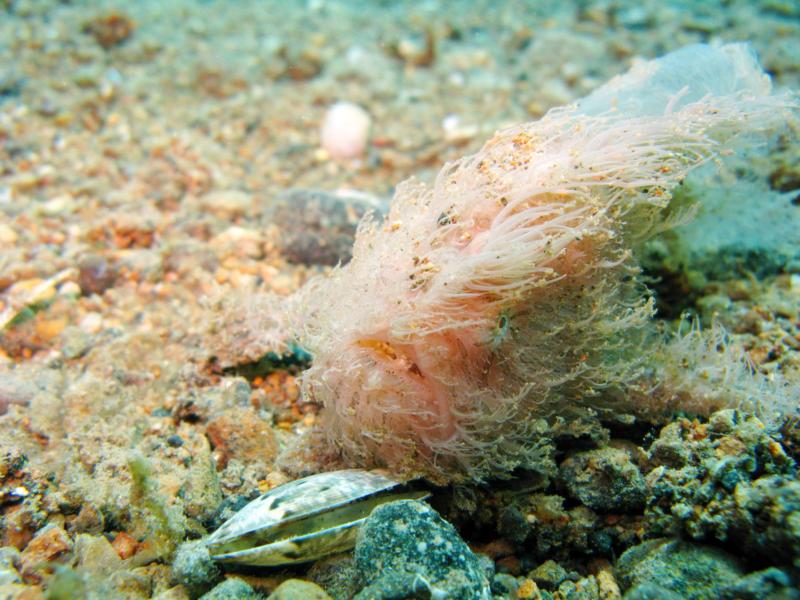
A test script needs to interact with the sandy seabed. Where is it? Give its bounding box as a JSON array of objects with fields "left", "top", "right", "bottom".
[{"left": 0, "top": 1, "right": 799, "bottom": 598}]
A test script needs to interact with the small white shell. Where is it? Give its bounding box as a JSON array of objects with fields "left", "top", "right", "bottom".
[{"left": 205, "top": 469, "right": 429, "bottom": 566}]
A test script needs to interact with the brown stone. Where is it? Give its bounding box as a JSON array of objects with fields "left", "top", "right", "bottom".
[
  {"left": 206, "top": 408, "right": 278, "bottom": 470},
  {"left": 82, "top": 13, "right": 135, "bottom": 50},
  {"left": 70, "top": 503, "right": 105, "bottom": 535},
  {"left": 111, "top": 531, "right": 140, "bottom": 560},
  {"left": 0, "top": 584, "right": 46, "bottom": 600},
  {"left": 1, "top": 505, "right": 37, "bottom": 551},
  {"left": 268, "top": 579, "right": 332, "bottom": 600},
  {"left": 19, "top": 525, "right": 72, "bottom": 582}
]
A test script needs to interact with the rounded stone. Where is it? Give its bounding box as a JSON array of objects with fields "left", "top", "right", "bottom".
[
  {"left": 264, "top": 188, "right": 383, "bottom": 266},
  {"left": 354, "top": 499, "right": 491, "bottom": 599},
  {"left": 200, "top": 578, "right": 259, "bottom": 600},
  {"left": 172, "top": 540, "right": 220, "bottom": 588},
  {"left": 320, "top": 102, "right": 371, "bottom": 160},
  {"left": 268, "top": 578, "right": 332, "bottom": 600}
]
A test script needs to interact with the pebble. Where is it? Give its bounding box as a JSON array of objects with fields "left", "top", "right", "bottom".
[
  {"left": 70, "top": 504, "right": 104, "bottom": 536},
  {"left": 205, "top": 407, "right": 279, "bottom": 471},
  {"left": 172, "top": 540, "right": 220, "bottom": 589},
  {"left": 0, "top": 224, "right": 17, "bottom": 245},
  {"left": 306, "top": 554, "right": 360, "bottom": 600},
  {"left": 166, "top": 434, "right": 185, "bottom": 448},
  {"left": 60, "top": 326, "right": 94, "bottom": 360},
  {"left": 354, "top": 499, "right": 492, "bottom": 599},
  {"left": 110, "top": 532, "right": 138, "bottom": 560},
  {"left": 528, "top": 560, "right": 572, "bottom": 590},
  {"left": 77, "top": 254, "right": 118, "bottom": 296},
  {"left": 79, "top": 312, "right": 104, "bottom": 334},
  {"left": 264, "top": 188, "right": 383, "bottom": 266},
  {"left": 73, "top": 534, "right": 122, "bottom": 577},
  {"left": 200, "top": 189, "right": 254, "bottom": 219},
  {"left": 0, "top": 546, "right": 22, "bottom": 585},
  {"left": 37, "top": 194, "right": 75, "bottom": 216},
  {"left": 268, "top": 579, "right": 332, "bottom": 600},
  {"left": 19, "top": 525, "right": 72, "bottom": 581},
  {"left": 200, "top": 577, "right": 259, "bottom": 600},
  {"left": 320, "top": 102, "right": 371, "bottom": 160}
]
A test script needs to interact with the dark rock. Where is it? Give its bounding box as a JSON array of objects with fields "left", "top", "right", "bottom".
[
  {"left": 490, "top": 573, "right": 520, "bottom": 598},
  {"left": 78, "top": 254, "right": 117, "bottom": 296},
  {"left": 0, "top": 71, "right": 23, "bottom": 101},
  {"left": 263, "top": 189, "right": 385, "bottom": 266},
  {"left": 616, "top": 539, "right": 744, "bottom": 600},
  {"left": 559, "top": 447, "right": 647, "bottom": 513},
  {"left": 719, "top": 567, "right": 799, "bottom": 600},
  {"left": 623, "top": 582, "right": 684, "bottom": 599},
  {"left": 496, "top": 492, "right": 619, "bottom": 562},
  {"left": 527, "top": 560, "right": 572, "bottom": 590},
  {"left": 307, "top": 554, "right": 360, "bottom": 600},
  {"left": 644, "top": 411, "right": 800, "bottom": 565},
  {"left": 166, "top": 434, "right": 184, "bottom": 448},
  {"left": 354, "top": 500, "right": 491, "bottom": 599},
  {"left": 496, "top": 504, "right": 530, "bottom": 545}
]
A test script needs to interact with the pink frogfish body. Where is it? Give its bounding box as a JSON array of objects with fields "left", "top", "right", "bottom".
[{"left": 288, "top": 44, "right": 795, "bottom": 483}]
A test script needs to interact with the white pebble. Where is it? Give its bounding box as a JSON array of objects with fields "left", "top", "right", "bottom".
[
  {"left": 0, "top": 223, "right": 17, "bottom": 245},
  {"left": 80, "top": 312, "right": 104, "bottom": 334},
  {"left": 320, "top": 101, "right": 371, "bottom": 160}
]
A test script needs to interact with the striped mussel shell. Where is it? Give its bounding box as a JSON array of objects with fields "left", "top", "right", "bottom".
[{"left": 205, "top": 469, "right": 430, "bottom": 567}]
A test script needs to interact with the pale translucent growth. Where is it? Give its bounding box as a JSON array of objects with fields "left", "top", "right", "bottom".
[
  {"left": 575, "top": 44, "right": 772, "bottom": 117},
  {"left": 290, "top": 44, "right": 796, "bottom": 482},
  {"left": 646, "top": 321, "right": 799, "bottom": 425}
]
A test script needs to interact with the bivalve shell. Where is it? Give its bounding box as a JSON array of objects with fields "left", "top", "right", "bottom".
[{"left": 205, "top": 469, "right": 429, "bottom": 566}]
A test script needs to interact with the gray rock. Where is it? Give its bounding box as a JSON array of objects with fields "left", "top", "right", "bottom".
[
  {"left": 264, "top": 189, "right": 385, "bottom": 266},
  {"left": 644, "top": 411, "right": 800, "bottom": 565},
  {"left": 490, "top": 573, "right": 520, "bottom": 599},
  {"left": 0, "top": 546, "right": 21, "bottom": 585},
  {"left": 172, "top": 540, "right": 220, "bottom": 589},
  {"left": 354, "top": 500, "right": 492, "bottom": 599},
  {"left": 527, "top": 560, "right": 571, "bottom": 590},
  {"left": 556, "top": 575, "right": 600, "bottom": 600},
  {"left": 641, "top": 170, "right": 800, "bottom": 282},
  {"left": 200, "top": 578, "right": 260, "bottom": 600},
  {"left": 356, "top": 571, "right": 445, "bottom": 600},
  {"left": 307, "top": 554, "right": 360, "bottom": 600},
  {"left": 719, "top": 567, "right": 800, "bottom": 600},
  {"left": 559, "top": 447, "right": 647, "bottom": 513},
  {"left": 616, "top": 539, "right": 744, "bottom": 600},
  {"left": 623, "top": 582, "right": 684, "bottom": 599}
]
